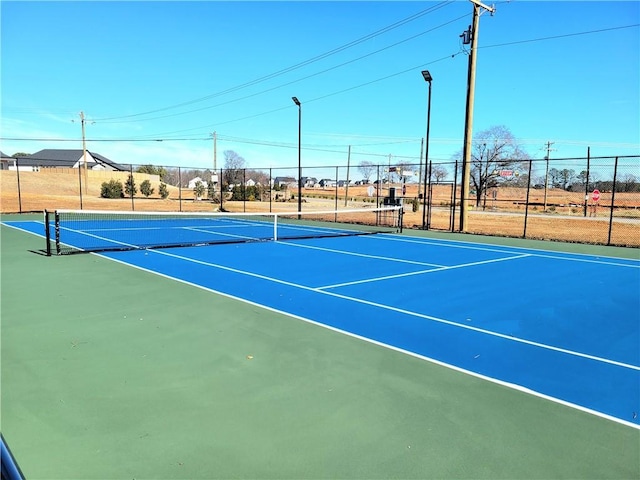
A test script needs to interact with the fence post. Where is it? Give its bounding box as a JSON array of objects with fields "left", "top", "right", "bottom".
[
  {"left": 219, "top": 168, "right": 223, "bottom": 211},
  {"left": 607, "top": 157, "right": 619, "bottom": 246},
  {"left": 523, "top": 160, "right": 533, "bottom": 238},
  {"left": 427, "top": 161, "right": 433, "bottom": 229},
  {"left": 451, "top": 160, "right": 459, "bottom": 232},
  {"left": 16, "top": 158, "right": 22, "bottom": 213},
  {"left": 269, "top": 168, "right": 272, "bottom": 212},
  {"left": 129, "top": 164, "right": 135, "bottom": 211},
  {"left": 178, "top": 167, "right": 182, "bottom": 212},
  {"left": 334, "top": 166, "right": 339, "bottom": 221},
  {"left": 583, "top": 147, "right": 591, "bottom": 217}
]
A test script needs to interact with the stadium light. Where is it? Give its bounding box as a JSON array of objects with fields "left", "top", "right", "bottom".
[
  {"left": 421, "top": 70, "right": 433, "bottom": 229},
  {"left": 292, "top": 97, "right": 302, "bottom": 217}
]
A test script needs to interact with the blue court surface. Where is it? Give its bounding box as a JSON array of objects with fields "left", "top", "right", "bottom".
[{"left": 6, "top": 218, "right": 640, "bottom": 429}]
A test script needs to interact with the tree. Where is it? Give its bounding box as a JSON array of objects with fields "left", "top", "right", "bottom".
[
  {"left": 548, "top": 168, "right": 563, "bottom": 188},
  {"left": 124, "top": 174, "right": 137, "bottom": 197},
  {"left": 159, "top": 182, "right": 170, "bottom": 199},
  {"left": 431, "top": 165, "right": 448, "bottom": 184},
  {"left": 207, "top": 180, "right": 217, "bottom": 201},
  {"left": 358, "top": 161, "right": 376, "bottom": 182},
  {"left": 136, "top": 164, "right": 167, "bottom": 181},
  {"left": 193, "top": 180, "right": 206, "bottom": 200},
  {"left": 619, "top": 173, "right": 639, "bottom": 193},
  {"left": 454, "top": 125, "right": 530, "bottom": 206},
  {"left": 12, "top": 152, "right": 29, "bottom": 157},
  {"left": 140, "top": 179, "right": 154, "bottom": 197},
  {"left": 557, "top": 169, "right": 576, "bottom": 191},
  {"left": 223, "top": 150, "right": 246, "bottom": 188}
]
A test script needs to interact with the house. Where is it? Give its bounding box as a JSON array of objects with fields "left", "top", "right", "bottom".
[
  {"left": 17, "top": 149, "right": 125, "bottom": 171},
  {"left": 0, "top": 151, "right": 15, "bottom": 170},
  {"left": 337, "top": 180, "right": 351, "bottom": 188},
  {"left": 188, "top": 177, "right": 208, "bottom": 189},
  {"left": 300, "top": 176, "right": 317, "bottom": 188},
  {"left": 272, "top": 176, "right": 297, "bottom": 188},
  {"left": 318, "top": 178, "right": 336, "bottom": 188}
]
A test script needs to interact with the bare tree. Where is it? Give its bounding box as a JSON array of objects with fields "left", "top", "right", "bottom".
[
  {"left": 223, "top": 150, "right": 246, "bottom": 187},
  {"left": 431, "top": 165, "right": 448, "bottom": 184},
  {"left": 454, "top": 125, "right": 530, "bottom": 206},
  {"left": 357, "top": 161, "right": 376, "bottom": 182}
]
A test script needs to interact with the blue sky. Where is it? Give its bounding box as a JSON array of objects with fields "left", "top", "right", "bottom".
[{"left": 1, "top": 1, "right": 638, "bottom": 177}]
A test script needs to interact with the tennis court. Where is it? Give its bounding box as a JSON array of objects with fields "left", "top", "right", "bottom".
[{"left": 2, "top": 210, "right": 639, "bottom": 479}]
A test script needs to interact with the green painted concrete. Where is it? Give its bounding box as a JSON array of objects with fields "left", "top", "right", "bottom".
[{"left": 1, "top": 218, "right": 638, "bottom": 479}]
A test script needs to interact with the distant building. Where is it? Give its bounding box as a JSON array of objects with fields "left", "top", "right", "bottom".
[
  {"left": 0, "top": 151, "right": 15, "bottom": 170},
  {"left": 188, "top": 177, "right": 208, "bottom": 189},
  {"left": 15, "top": 149, "right": 125, "bottom": 171}
]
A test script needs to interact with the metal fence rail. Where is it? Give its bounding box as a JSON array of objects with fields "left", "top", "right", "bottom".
[{"left": 1, "top": 155, "right": 638, "bottom": 247}]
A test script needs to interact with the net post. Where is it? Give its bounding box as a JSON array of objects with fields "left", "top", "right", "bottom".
[
  {"left": 398, "top": 206, "right": 404, "bottom": 233},
  {"left": 273, "top": 213, "right": 278, "bottom": 241},
  {"left": 44, "top": 210, "right": 52, "bottom": 256},
  {"left": 55, "top": 210, "right": 61, "bottom": 255}
]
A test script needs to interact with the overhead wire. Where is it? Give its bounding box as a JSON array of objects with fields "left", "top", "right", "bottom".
[
  {"left": 96, "top": 10, "right": 469, "bottom": 126},
  {"left": 91, "top": 1, "right": 455, "bottom": 122}
]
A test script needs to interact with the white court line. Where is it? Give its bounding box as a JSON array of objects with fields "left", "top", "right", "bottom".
[
  {"left": 374, "top": 234, "right": 640, "bottom": 268},
  {"left": 278, "top": 240, "right": 443, "bottom": 267},
  {"left": 317, "top": 253, "right": 531, "bottom": 289},
  {"left": 145, "top": 247, "right": 639, "bottom": 372}
]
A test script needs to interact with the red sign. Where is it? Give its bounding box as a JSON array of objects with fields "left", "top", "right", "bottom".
[{"left": 592, "top": 189, "right": 600, "bottom": 202}]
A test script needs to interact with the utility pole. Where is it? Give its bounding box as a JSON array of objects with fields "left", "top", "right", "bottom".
[
  {"left": 345, "top": 145, "right": 351, "bottom": 207},
  {"left": 211, "top": 131, "right": 218, "bottom": 193},
  {"left": 211, "top": 131, "right": 217, "bottom": 171},
  {"left": 543, "top": 141, "right": 555, "bottom": 211},
  {"left": 459, "top": 0, "right": 495, "bottom": 232},
  {"left": 79, "top": 111, "right": 89, "bottom": 194}
]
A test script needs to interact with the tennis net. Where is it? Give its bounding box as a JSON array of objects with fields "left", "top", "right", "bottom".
[{"left": 44, "top": 206, "right": 403, "bottom": 255}]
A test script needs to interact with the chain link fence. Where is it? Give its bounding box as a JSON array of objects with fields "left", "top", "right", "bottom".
[{"left": 1, "top": 155, "right": 638, "bottom": 247}]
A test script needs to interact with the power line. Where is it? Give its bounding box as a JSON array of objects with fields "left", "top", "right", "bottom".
[
  {"left": 92, "top": 1, "right": 455, "bottom": 122},
  {"left": 480, "top": 23, "right": 639, "bottom": 50},
  {"left": 95, "top": 21, "right": 637, "bottom": 138},
  {"left": 95, "top": 9, "right": 467, "bottom": 126}
]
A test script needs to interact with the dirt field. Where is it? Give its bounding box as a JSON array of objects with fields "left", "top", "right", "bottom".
[{"left": 1, "top": 169, "right": 638, "bottom": 247}]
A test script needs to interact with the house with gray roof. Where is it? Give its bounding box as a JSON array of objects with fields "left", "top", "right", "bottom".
[
  {"left": 0, "top": 151, "right": 16, "bottom": 170},
  {"left": 17, "top": 149, "right": 125, "bottom": 171}
]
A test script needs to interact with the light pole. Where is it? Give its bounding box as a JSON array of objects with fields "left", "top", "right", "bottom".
[
  {"left": 292, "top": 96, "right": 302, "bottom": 217},
  {"left": 421, "top": 70, "right": 432, "bottom": 229}
]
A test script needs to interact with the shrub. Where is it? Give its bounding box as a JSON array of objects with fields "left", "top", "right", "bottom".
[
  {"left": 159, "top": 182, "right": 169, "bottom": 199},
  {"left": 100, "top": 179, "right": 124, "bottom": 199},
  {"left": 140, "top": 179, "right": 154, "bottom": 198},
  {"left": 124, "top": 174, "right": 137, "bottom": 197}
]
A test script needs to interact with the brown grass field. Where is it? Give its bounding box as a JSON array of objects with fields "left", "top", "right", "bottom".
[{"left": 1, "top": 169, "right": 638, "bottom": 247}]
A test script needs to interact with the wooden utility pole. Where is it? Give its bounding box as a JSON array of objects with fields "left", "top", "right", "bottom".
[
  {"left": 212, "top": 131, "right": 217, "bottom": 171},
  {"left": 459, "top": 0, "right": 495, "bottom": 232},
  {"left": 345, "top": 145, "right": 351, "bottom": 207},
  {"left": 79, "top": 111, "right": 89, "bottom": 194},
  {"left": 543, "top": 141, "right": 555, "bottom": 211}
]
